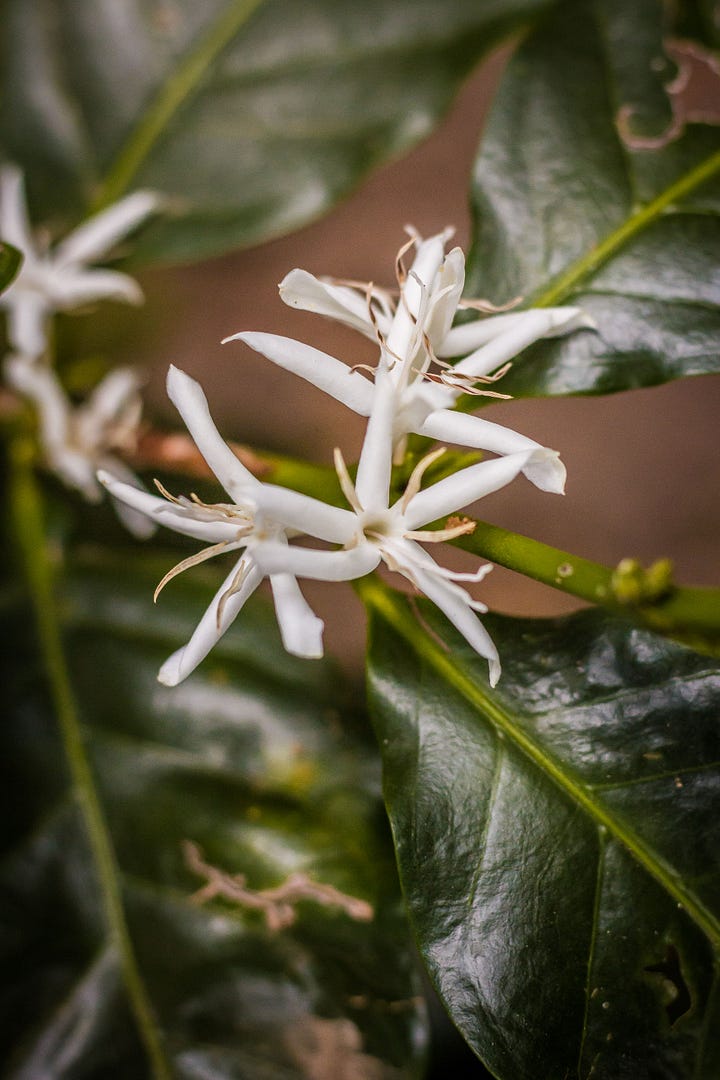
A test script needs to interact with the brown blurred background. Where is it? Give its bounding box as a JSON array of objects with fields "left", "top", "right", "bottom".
[{"left": 125, "top": 49, "right": 719, "bottom": 667}]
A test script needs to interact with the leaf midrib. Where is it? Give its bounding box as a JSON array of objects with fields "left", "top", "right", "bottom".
[
  {"left": 533, "top": 144, "right": 720, "bottom": 308},
  {"left": 363, "top": 580, "right": 720, "bottom": 948},
  {"left": 91, "top": 0, "right": 269, "bottom": 209}
]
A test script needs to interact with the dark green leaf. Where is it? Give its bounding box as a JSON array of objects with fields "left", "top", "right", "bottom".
[
  {"left": 0, "top": 0, "right": 555, "bottom": 266},
  {"left": 466, "top": 0, "right": 720, "bottom": 397},
  {"left": 0, "top": 241, "right": 21, "bottom": 293},
  {"left": 364, "top": 581, "right": 720, "bottom": 1079},
  {"left": 1, "top": 550, "right": 425, "bottom": 1077}
]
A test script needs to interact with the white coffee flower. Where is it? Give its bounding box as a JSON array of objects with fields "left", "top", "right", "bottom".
[
  {"left": 226, "top": 228, "right": 593, "bottom": 494},
  {"left": 5, "top": 354, "right": 155, "bottom": 537},
  {"left": 98, "top": 365, "right": 360, "bottom": 685},
  {"left": 0, "top": 165, "right": 158, "bottom": 357},
  {"left": 250, "top": 359, "right": 549, "bottom": 687}
]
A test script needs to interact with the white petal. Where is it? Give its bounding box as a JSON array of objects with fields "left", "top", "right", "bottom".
[
  {"left": 97, "top": 470, "right": 244, "bottom": 543},
  {"left": 3, "top": 292, "right": 51, "bottom": 357},
  {"left": 417, "top": 410, "right": 566, "bottom": 494},
  {"left": 404, "top": 450, "right": 537, "bottom": 529},
  {"left": 270, "top": 573, "right": 324, "bottom": 658},
  {"left": 166, "top": 365, "right": 260, "bottom": 500},
  {"left": 49, "top": 267, "right": 143, "bottom": 308},
  {"left": 97, "top": 457, "right": 157, "bottom": 539},
  {"left": 253, "top": 540, "right": 380, "bottom": 581},
  {"left": 425, "top": 246, "right": 465, "bottom": 346},
  {"left": 402, "top": 230, "right": 449, "bottom": 317},
  {"left": 158, "top": 558, "right": 263, "bottom": 686},
  {"left": 278, "top": 269, "right": 382, "bottom": 338},
  {"left": 256, "top": 484, "right": 356, "bottom": 544},
  {"left": 54, "top": 191, "right": 159, "bottom": 268},
  {"left": 439, "top": 311, "right": 542, "bottom": 357},
  {"left": 354, "top": 364, "right": 396, "bottom": 513},
  {"left": 5, "top": 355, "right": 70, "bottom": 449},
  {"left": 0, "top": 165, "right": 36, "bottom": 255},
  {"left": 76, "top": 367, "right": 142, "bottom": 447},
  {"left": 408, "top": 555, "right": 501, "bottom": 685},
  {"left": 227, "top": 332, "right": 374, "bottom": 415},
  {"left": 52, "top": 446, "right": 101, "bottom": 501},
  {"left": 451, "top": 308, "right": 590, "bottom": 379}
]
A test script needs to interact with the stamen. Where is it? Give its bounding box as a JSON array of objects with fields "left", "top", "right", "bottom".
[
  {"left": 394, "top": 234, "right": 417, "bottom": 290},
  {"left": 404, "top": 519, "right": 476, "bottom": 543},
  {"left": 154, "top": 478, "right": 182, "bottom": 504},
  {"left": 399, "top": 447, "right": 446, "bottom": 512},
  {"left": 216, "top": 558, "right": 251, "bottom": 629},
  {"left": 459, "top": 294, "right": 523, "bottom": 313},
  {"left": 348, "top": 363, "right": 377, "bottom": 378},
  {"left": 154, "top": 540, "right": 231, "bottom": 602},
  {"left": 333, "top": 447, "right": 363, "bottom": 513}
]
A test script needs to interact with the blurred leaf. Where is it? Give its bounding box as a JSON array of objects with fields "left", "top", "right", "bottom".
[
  {"left": 364, "top": 581, "right": 720, "bottom": 1079},
  {"left": 0, "top": 242, "right": 21, "bottom": 293},
  {"left": 0, "top": 0, "right": 555, "bottom": 266},
  {"left": 1, "top": 549, "right": 426, "bottom": 1077},
  {"left": 466, "top": 0, "right": 720, "bottom": 396}
]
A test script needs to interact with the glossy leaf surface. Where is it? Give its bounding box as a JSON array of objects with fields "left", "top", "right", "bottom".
[
  {"left": 0, "top": 0, "right": 553, "bottom": 264},
  {"left": 1, "top": 549, "right": 425, "bottom": 1077},
  {"left": 466, "top": 0, "right": 720, "bottom": 396},
  {"left": 364, "top": 580, "right": 720, "bottom": 1079}
]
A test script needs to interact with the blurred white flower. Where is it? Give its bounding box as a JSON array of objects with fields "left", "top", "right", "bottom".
[
  {"left": 5, "top": 354, "right": 154, "bottom": 538},
  {"left": 227, "top": 227, "right": 593, "bottom": 494},
  {"left": 0, "top": 165, "right": 158, "bottom": 357}
]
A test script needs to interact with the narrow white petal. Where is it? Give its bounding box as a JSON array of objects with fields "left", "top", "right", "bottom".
[
  {"left": 409, "top": 556, "right": 501, "bottom": 685},
  {"left": 54, "top": 191, "right": 159, "bottom": 267},
  {"left": 5, "top": 355, "right": 70, "bottom": 449},
  {"left": 256, "top": 484, "right": 356, "bottom": 544},
  {"left": 425, "top": 246, "right": 465, "bottom": 345},
  {"left": 158, "top": 558, "right": 263, "bottom": 686},
  {"left": 227, "top": 332, "right": 374, "bottom": 415},
  {"left": 49, "top": 267, "right": 143, "bottom": 308},
  {"left": 76, "top": 367, "right": 142, "bottom": 448},
  {"left": 52, "top": 447, "right": 100, "bottom": 501},
  {"left": 97, "top": 457, "right": 157, "bottom": 539},
  {"left": 417, "top": 410, "right": 566, "bottom": 494},
  {"left": 451, "top": 308, "right": 589, "bottom": 380},
  {"left": 270, "top": 573, "right": 324, "bottom": 658},
  {"left": 0, "top": 165, "right": 36, "bottom": 255},
  {"left": 278, "top": 269, "right": 382, "bottom": 337},
  {"left": 404, "top": 450, "right": 537, "bottom": 529},
  {"left": 402, "top": 230, "right": 448, "bottom": 317},
  {"left": 354, "top": 364, "right": 396, "bottom": 513},
  {"left": 166, "top": 365, "right": 259, "bottom": 500},
  {"left": 253, "top": 540, "right": 380, "bottom": 581},
  {"left": 439, "top": 311, "right": 542, "bottom": 357},
  {"left": 3, "top": 292, "right": 51, "bottom": 357},
  {"left": 97, "top": 470, "right": 243, "bottom": 543}
]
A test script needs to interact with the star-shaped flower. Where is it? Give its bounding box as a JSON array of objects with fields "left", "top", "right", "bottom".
[
  {"left": 5, "top": 353, "right": 155, "bottom": 537},
  {"left": 0, "top": 165, "right": 158, "bottom": 357},
  {"left": 98, "top": 365, "right": 359, "bottom": 685},
  {"left": 249, "top": 357, "right": 548, "bottom": 687},
  {"left": 226, "top": 228, "right": 593, "bottom": 494}
]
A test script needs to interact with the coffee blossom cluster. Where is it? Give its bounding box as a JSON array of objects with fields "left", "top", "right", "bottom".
[{"left": 1, "top": 172, "right": 591, "bottom": 686}]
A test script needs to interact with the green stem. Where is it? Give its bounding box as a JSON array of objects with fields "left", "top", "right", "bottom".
[
  {"left": 8, "top": 440, "right": 172, "bottom": 1080},
  {"left": 91, "top": 0, "right": 268, "bottom": 209},
  {"left": 455, "top": 519, "right": 720, "bottom": 653}
]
